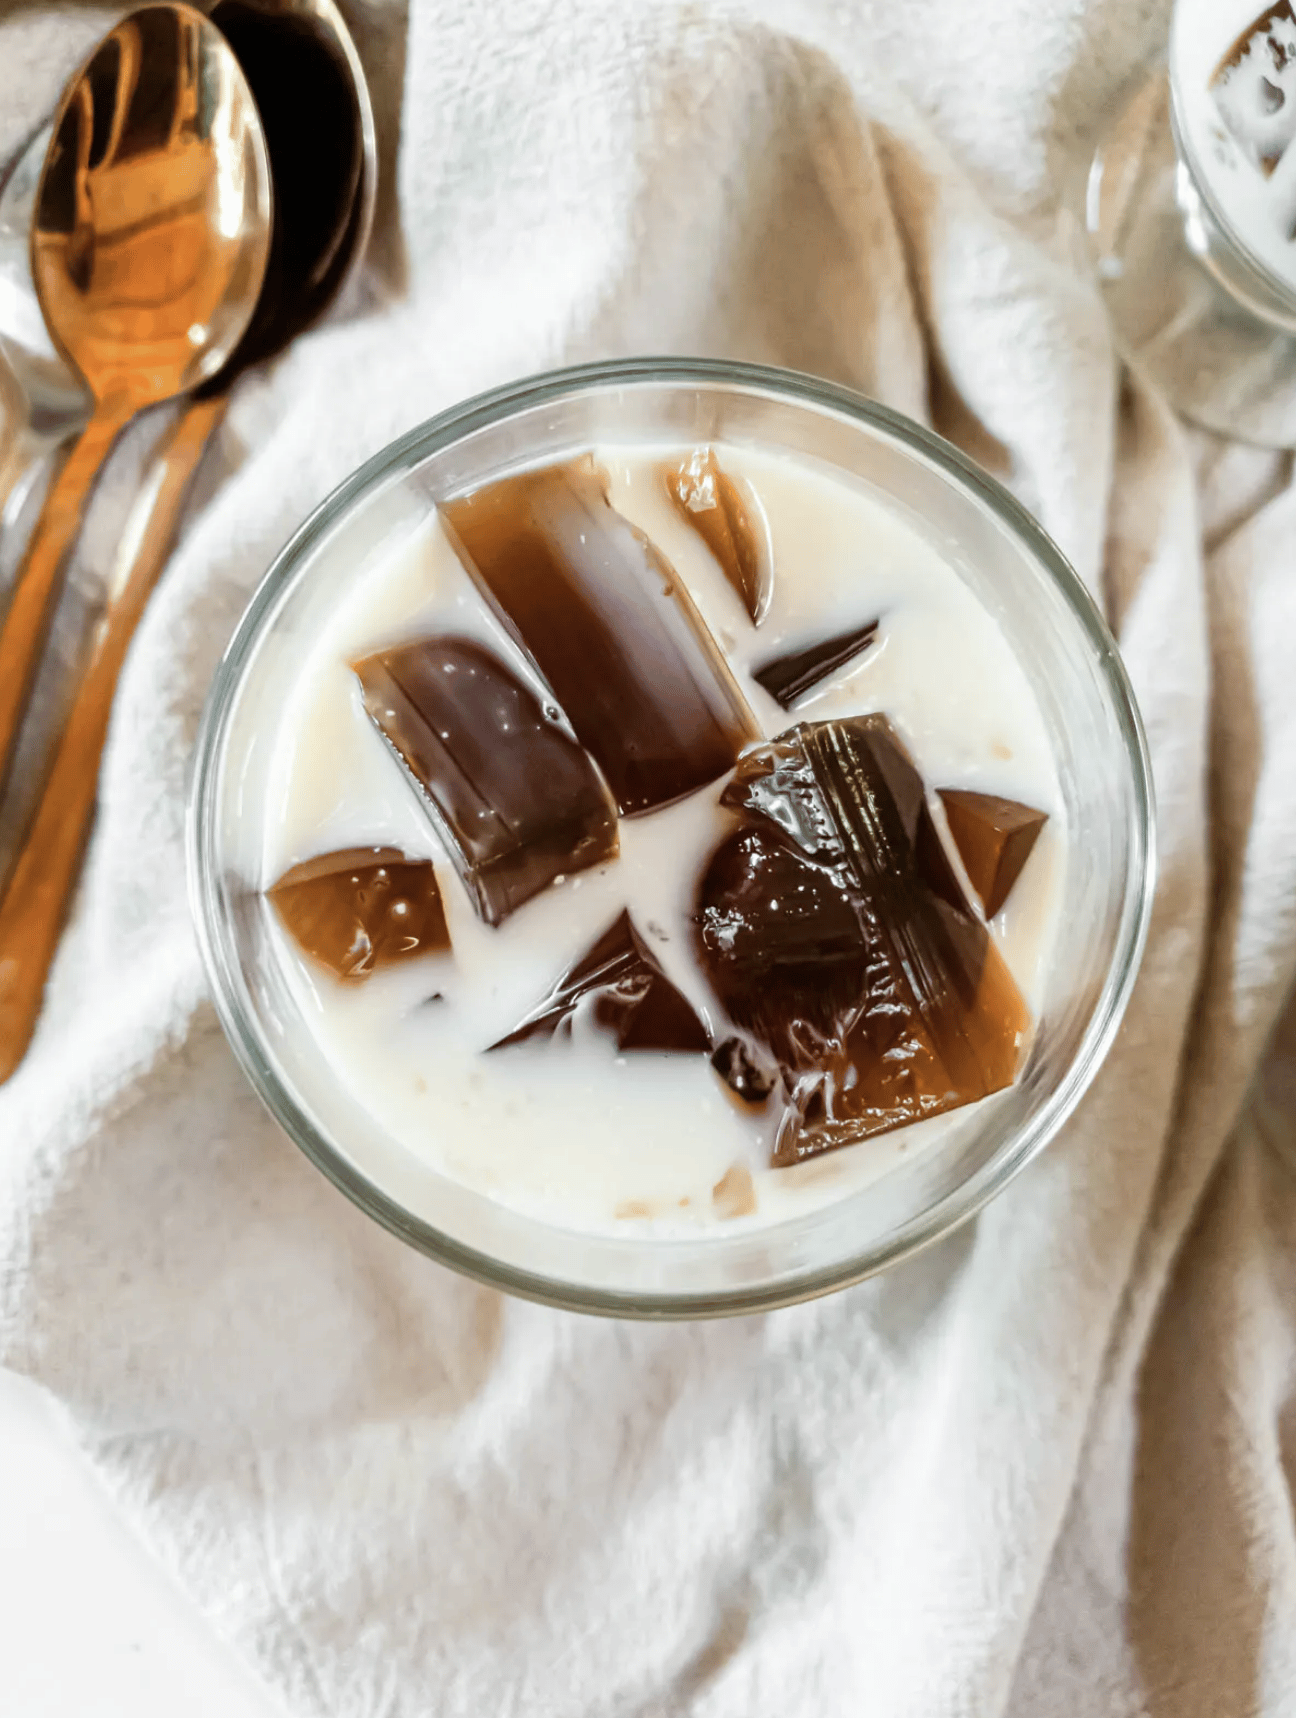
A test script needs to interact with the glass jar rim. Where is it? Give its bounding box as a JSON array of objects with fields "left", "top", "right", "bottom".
[{"left": 188, "top": 357, "right": 1156, "bottom": 1317}]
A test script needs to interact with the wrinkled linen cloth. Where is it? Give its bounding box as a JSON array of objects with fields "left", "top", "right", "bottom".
[{"left": 2, "top": 0, "right": 1296, "bottom": 1713}]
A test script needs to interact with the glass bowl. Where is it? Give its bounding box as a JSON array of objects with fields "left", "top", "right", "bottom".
[{"left": 188, "top": 358, "right": 1155, "bottom": 1317}]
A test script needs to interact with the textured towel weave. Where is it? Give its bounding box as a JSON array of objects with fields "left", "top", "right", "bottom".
[{"left": 1, "top": 2, "right": 1295, "bottom": 1714}]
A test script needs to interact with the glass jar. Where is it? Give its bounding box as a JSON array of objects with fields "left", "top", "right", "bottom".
[
  {"left": 188, "top": 358, "right": 1154, "bottom": 1316},
  {"left": 1087, "top": 3, "right": 1296, "bottom": 444}
]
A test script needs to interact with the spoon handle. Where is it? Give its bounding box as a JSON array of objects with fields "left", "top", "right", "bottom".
[
  {"left": 0, "top": 392, "right": 226, "bottom": 1082},
  {"left": 0, "top": 399, "right": 130, "bottom": 791}
]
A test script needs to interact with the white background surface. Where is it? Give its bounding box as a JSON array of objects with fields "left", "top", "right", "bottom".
[{"left": 0, "top": 1369, "right": 279, "bottom": 1716}]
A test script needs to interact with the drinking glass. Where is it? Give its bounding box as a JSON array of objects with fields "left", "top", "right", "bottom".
[{"left": 1088, "top": 3, "right": 1296, "bottom": 445}]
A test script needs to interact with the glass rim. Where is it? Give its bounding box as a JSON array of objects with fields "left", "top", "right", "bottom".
[
  {"left": 187, "top": 356, "right": 1157, "bottom": 1318},
  {"left": 1167, "top": 74, "right": 1296, "bottom": 328}
]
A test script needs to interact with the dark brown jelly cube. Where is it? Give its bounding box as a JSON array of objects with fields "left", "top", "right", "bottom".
[
  {"left": 695, "top": 824, "right": 869, "bottom": 1067},
  {"left": 269, "top": 848, "right": 450, "bottom": 982},
  {"left": 440, "top": 457, "right": 758, "bottom": 816},
  {"left": 489, "top": 910, "right": 710, "bottom": 1054},
  {"left": 353, "top": 636, "right": 618, "bottom": 927},
  {"left": 938, "top": 789, "right": 1048, "bottom": 918},
  {"left": 695, "top": 714, "right": 1029, "bottom": 1165},
  {"left": 664, "top": 447, "right": 771, "bottom": 625},
  {"left": 752, "top": 620, "right": 879, "bottom": 710}
]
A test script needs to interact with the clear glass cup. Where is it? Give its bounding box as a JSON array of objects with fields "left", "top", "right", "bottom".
[
  {"left": 1088, "top": 4, "right": 1296, "bottom": 446},
  {"left": 188, "top": 358, "right": 1155, "bottom": 1317}
]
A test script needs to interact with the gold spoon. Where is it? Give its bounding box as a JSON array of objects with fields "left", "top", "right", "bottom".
[
  {"left": 0, "top": 5, "right": 271, "bottom": 786},
  {"left": 0, "top": 4, "right": 271, "bottom": 1079},
  {"left": 0, "top": 0, "right": 373, "bottom": 1082}
]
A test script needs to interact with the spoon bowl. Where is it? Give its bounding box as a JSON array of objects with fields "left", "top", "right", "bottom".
[{"left": 32, "top": 5, "right": 271, "bottom": 404}]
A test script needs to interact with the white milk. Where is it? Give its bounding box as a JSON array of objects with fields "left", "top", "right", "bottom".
[
  {"left": 258, "top": 444, "right": 1067, "bottom": 1236},
  {"left": 1173, "top": 0, "right": 1296, "bottom": 289}
]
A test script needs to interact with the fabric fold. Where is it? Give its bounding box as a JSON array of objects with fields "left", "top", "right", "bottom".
[{"left": 0, "top": 2, "right": 1293, "bottom": 1714}]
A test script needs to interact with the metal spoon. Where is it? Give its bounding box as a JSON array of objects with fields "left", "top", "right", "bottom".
[
  {"left": 0, "top": 4, "right": 272, "bottom": 797},
  {"left": 0, "top": 0, "right": 374, "bottom": 1081}
]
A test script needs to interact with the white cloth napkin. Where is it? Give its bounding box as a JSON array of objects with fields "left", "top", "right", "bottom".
[{"left": 3, "top": 1, "right": 1296, "bottom": 1713}]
